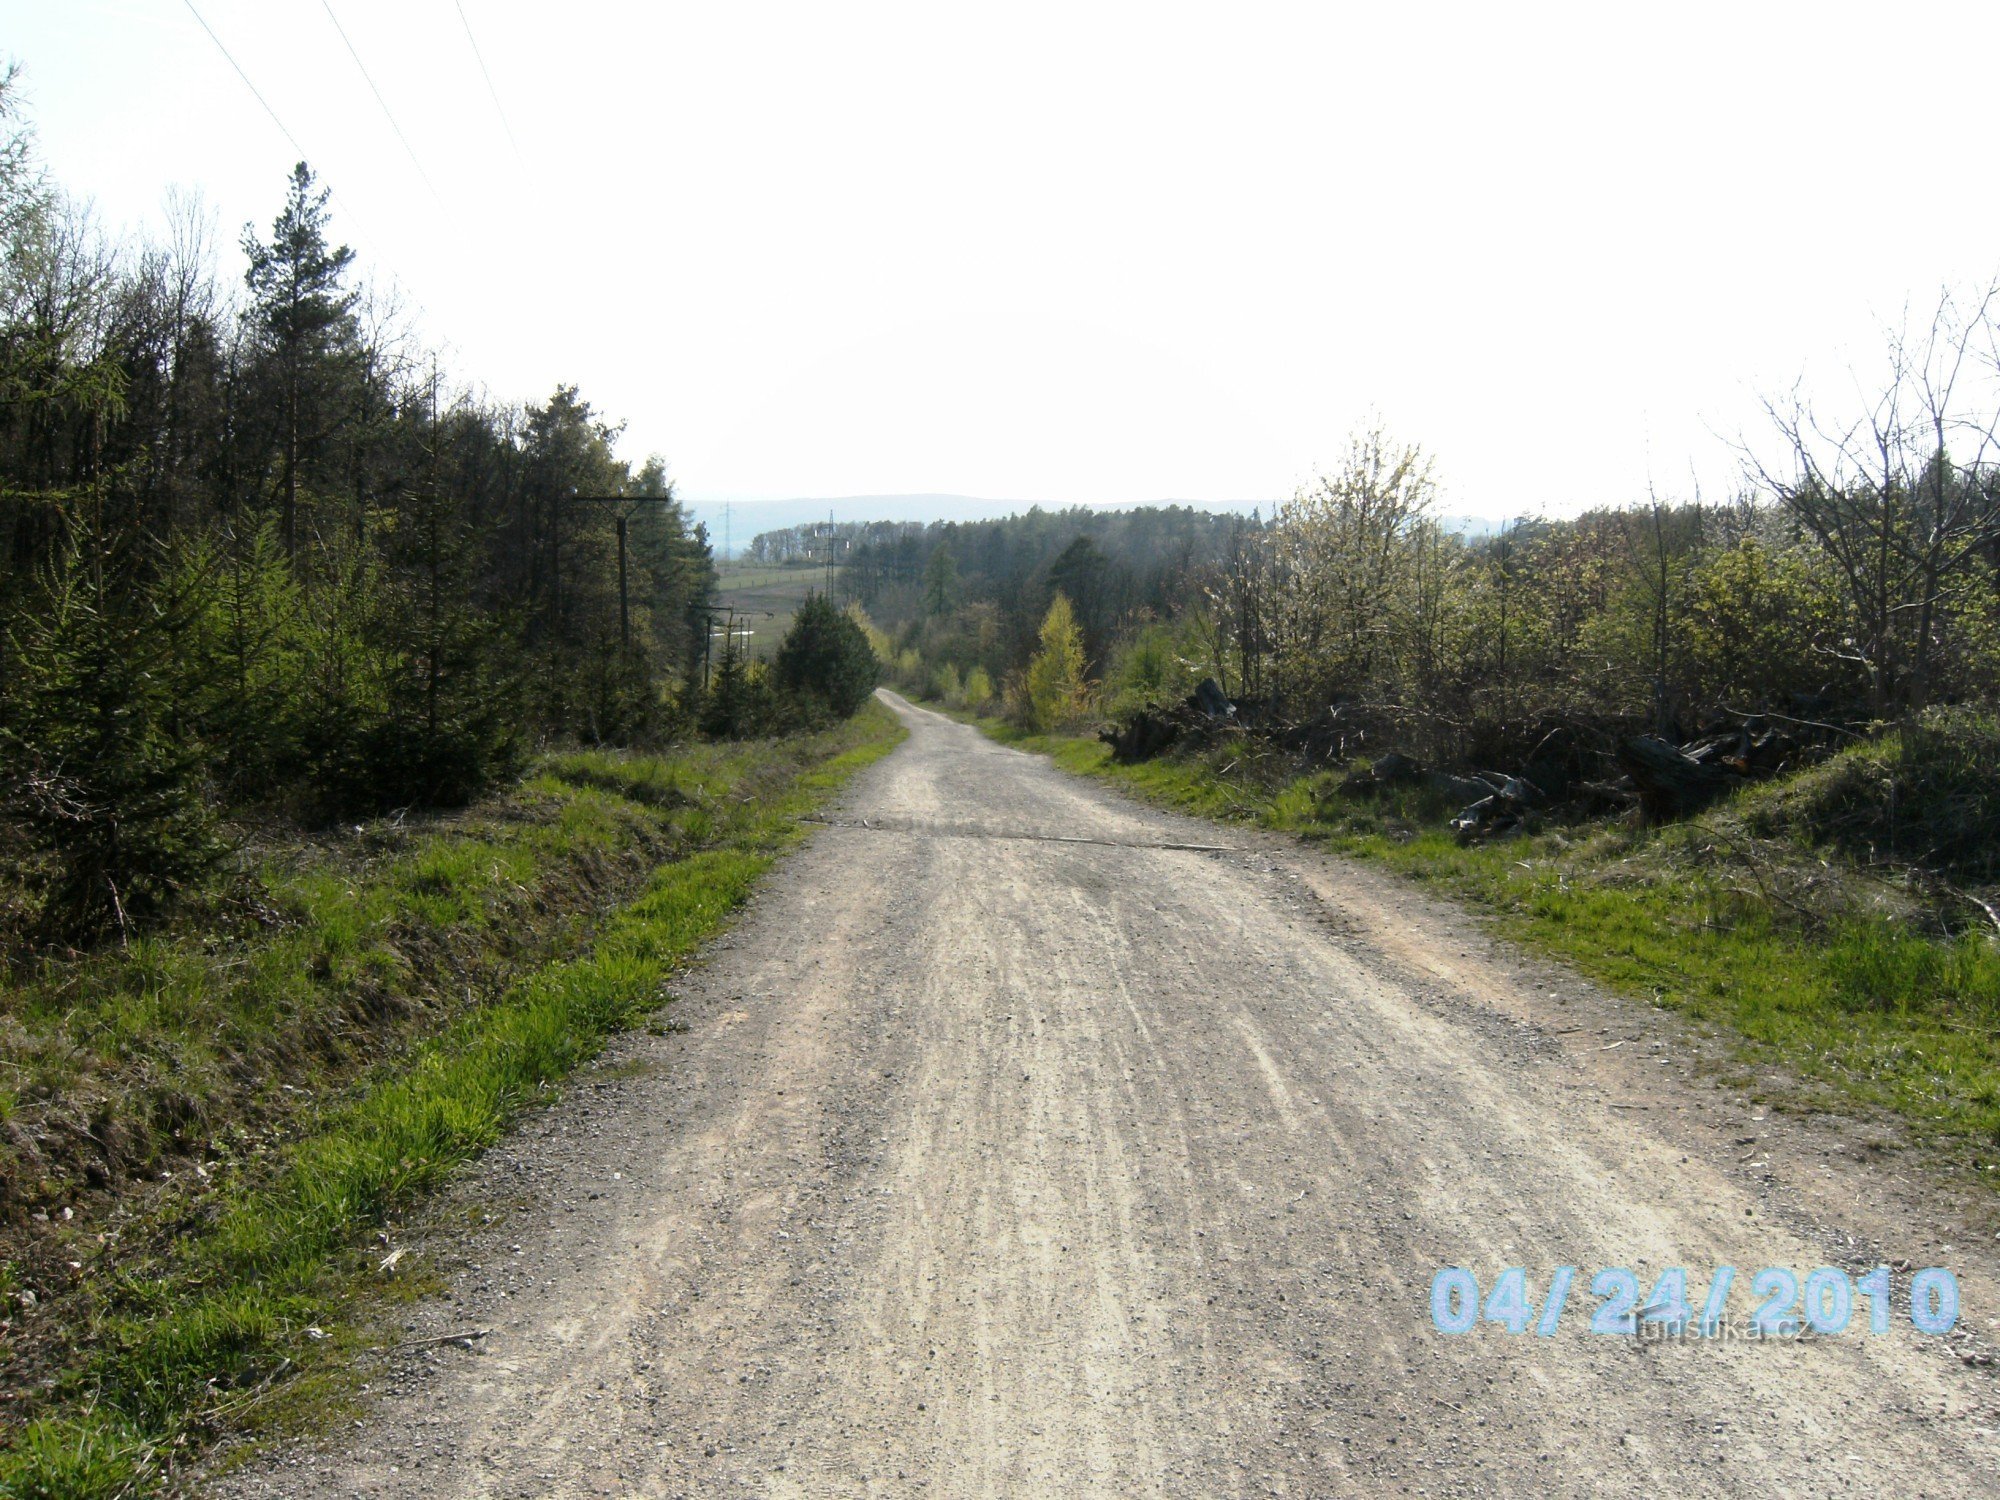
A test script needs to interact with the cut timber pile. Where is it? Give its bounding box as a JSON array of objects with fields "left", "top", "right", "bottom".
[
  {"left": 1616, "top": 725, "right": 1796, "bottom": 823},
  {"left": 1100, "top": 688, "right": 1810, "bottom": 839},
  {"left": 1100, "top": 678, "right": 1237, "bottom": 764}
]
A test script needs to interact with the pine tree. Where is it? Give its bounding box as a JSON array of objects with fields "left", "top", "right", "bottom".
[
  {"left": 922, "top": 542, "right": 958, "bottom": 617},
  {"left": 773, "top": 593, "right": 878, "bottom": 723},
  {"left": 241, "top": 163, "right": 358, "bottom": 555},
  {"left": 169, "top": 517, "right": 303, "bottom": 794},
  {"left": 1, "top": 509, "right": 220, "bottom": 939},
  {"left": 700, "top": 641, "right": 755, "bottom": 738}
]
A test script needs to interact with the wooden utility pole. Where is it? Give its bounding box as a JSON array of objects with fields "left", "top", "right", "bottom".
[
  {"left": 567, "top": 492, "right": 680, "bottom": 653},
  {"left": 697, "top": 605, "right": 774, "bottom": 686},
  {"left": 616, "top": 514, "right": 629, "bottom": 649}
]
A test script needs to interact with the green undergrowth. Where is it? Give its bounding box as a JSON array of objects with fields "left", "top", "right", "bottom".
[
  {"left": 946, "top": 702, "right": 2000, "bottom": 1167},
  {"left": 0, "top": 701, "right": 904, "bottom": 1498}
]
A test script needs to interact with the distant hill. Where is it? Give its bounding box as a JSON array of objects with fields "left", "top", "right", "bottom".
[
  {"left": 1439, "top": 513, "right": 1502, "bottom": 538},
  {"left": 685, "top": 494, "right": 1269, "bottom": 556},
  {"left": 683, "top": 494, "right": 1509, "bottom": 556}
]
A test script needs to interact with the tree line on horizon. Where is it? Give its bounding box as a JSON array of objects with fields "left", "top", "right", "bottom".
[{"left": 848, "top": 290, "right": 2000, "bottom": 788}]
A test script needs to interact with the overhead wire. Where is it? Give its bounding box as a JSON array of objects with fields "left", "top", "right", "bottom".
[
  {"left": 183, "top": 0, "right": 534, "bottom": 387},
  {"left": 452, "top": 0, "right": 525, "bottom": 166},
  {"left": 180, "top": 0, "right": 311, "bottom": 165},
  {"left": 318, "top": 0, "right": 445, "bottom": 204},
  {"left": 179, "top": 0, "right": 376, "bottom": 247}
]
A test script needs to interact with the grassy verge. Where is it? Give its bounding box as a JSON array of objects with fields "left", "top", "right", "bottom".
[
  {"left": 945, "top": 703, "right": 2000, "bottom": 1164},
  {"left": 0, "top": 701, "right": 904, "bottom": 1498}
]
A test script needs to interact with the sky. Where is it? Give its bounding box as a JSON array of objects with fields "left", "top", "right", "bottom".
[{"left": 8, "top": 1, "right": 2000, "bottom": 522}]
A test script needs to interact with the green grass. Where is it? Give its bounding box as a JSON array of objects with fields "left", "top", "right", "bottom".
[
  {"left": 0, "top": 702, "right": 904, "bottom": 1498},
  {"left": 1737, "top": 708, "right": 2000, "bottom": 885},
  {"left": 948, "top": 705, "right": 2000, "bottom": 1164},
  {"left": 2, "top": 773, "right": 662, "bottom": 1216},
  {"left": 712, "top": 561, "right": 828, "bottom": 662}
]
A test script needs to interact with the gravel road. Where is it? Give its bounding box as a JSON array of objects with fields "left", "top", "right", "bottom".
[{"left": 222, "top": 690, "right": 2000, "bottom": 1498}]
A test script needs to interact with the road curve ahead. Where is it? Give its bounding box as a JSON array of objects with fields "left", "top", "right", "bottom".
[{"left": 225, "top": 690, "right": 2000, "bottom": 1498}]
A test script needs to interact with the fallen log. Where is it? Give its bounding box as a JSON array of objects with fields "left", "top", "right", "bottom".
[
  {"left": 1572, "top": 776, "right": 1638, "bottom": 816},
  {"left": 1191, "top": 677, "right": 1234, "bottom": 720},
  {"left": 1101, "top": 681, "right": 1245, "bottom": 764},
  {"left": 1449, "top": 780, "right": 1542, "bottom": 842},
  {"left": 1341, "top": 750, "right": 1424, "bottom": 793},
  {"left": 1101, "top": 708, "right": 1184, "bottom": 764},
  {"left": 1616, "top": 734, "right": 1741, "bottom": 822},
  {"left": 1431, "top": 771, "right": 1498, "bottom": 804}
]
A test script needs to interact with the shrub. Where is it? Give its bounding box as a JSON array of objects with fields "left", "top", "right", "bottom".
[
  {"left": 1023, "top": 592, "right": 1090, "bottom": 731},
  {"left": 773, "top": 593, "right": 879, "bottom": 723},
  {"left": 845, "top": 600, "right": 894, "bottom": 664},
  {"left": 1103, "top": 616, "right": 1207, "bottom": 716}
]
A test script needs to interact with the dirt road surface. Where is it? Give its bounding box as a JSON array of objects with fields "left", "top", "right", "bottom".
[{"left": 222, "top": 691, "right": 2000, "bottom": 1497}]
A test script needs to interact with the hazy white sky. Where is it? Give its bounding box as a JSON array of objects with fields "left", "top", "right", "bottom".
[{"left": 9, "top": 2, "right": 2000, "bottom": 518}]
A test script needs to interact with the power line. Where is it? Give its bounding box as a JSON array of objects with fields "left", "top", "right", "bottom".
[
  {"left": 318, "top": 0, "right": 444, "bottom": 204},
  {"left": 453, "top": 0, "right": 525, "bottom": 165},
  {"left": 179, "top": 0, "right": 374, "bottom": 246},
  {"left": 180, "top": 0, "right": 310, "bottom": 164}
]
